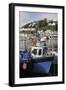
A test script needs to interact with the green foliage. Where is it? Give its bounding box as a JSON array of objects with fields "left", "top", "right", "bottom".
[{"left": 21, "top": 18, "right": 58, "bottom": 31}]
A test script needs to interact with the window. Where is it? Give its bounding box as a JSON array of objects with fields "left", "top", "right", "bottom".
[
  {"left": 43, "top": 47, "right": 47, "bottom": 55},
  {"left": 43, "top": 48, "right": 45, "bottom": 55},
  {"left": 38, "top": 49, "right": 41, "bottom": 55},
  {"left": 32, "top": 49, "right": 37, "bottom": 55}
]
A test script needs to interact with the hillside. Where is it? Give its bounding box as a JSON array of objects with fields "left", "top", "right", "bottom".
[{"left": 21, "top": 18, "right": 58, "bottom": 31}]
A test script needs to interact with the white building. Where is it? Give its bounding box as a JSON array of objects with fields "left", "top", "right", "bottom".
[{"left": 48, "top": 22, "right": 56, "bottom": 26}]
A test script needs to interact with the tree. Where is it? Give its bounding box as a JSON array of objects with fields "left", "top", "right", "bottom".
[{"left": 43, "top": 18, "right": 48, "bottom": 26}]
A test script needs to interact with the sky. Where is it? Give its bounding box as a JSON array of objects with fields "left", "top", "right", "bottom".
[{"left": 19, "top": 11, "right": 58, "bottom": 28}]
